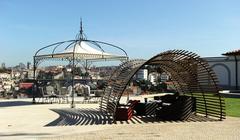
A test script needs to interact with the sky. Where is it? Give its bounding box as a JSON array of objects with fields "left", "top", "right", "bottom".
[{"left": 0, "top": 0, "right": 240, "bottom": 67}]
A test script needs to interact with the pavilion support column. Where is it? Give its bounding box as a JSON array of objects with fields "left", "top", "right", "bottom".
[
  {"left": 32, "top": 56, "right": 36, "bottom": 104},
  {"left": 71, "top": 52, "right": 76, "bottom": 108}
]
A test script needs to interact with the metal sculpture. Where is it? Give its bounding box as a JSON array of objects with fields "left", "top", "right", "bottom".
[{"left": 100, "top": 50, "right": 225, "bottom": 121}]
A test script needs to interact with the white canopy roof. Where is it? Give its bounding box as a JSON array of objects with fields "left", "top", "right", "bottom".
[
  {"left": 35, "top": 41, "right": 128, "bottom": 61},
  {"left": 64, "top": 41, "right": 111, "bottom": 56}
]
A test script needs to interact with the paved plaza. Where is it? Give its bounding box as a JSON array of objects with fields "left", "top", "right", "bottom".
[{"left": 0, "top": 98, "right": 239, "bottom": 140}]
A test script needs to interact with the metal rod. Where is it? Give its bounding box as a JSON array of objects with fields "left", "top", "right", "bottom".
[
  {"left": 71, "top": 42, "right": 77, "bottom": 108},
  {"left": 32, "top": 56, "right": 36, "bottom": 104}
]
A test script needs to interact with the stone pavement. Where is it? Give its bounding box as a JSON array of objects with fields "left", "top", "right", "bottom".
[{"left": 0, "top": 98, "right": 239, "bottom": 140}]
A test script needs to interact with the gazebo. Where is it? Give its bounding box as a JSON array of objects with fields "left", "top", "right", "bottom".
[{"left": 33, "top": 21, "right": 128, "bottom": 107}]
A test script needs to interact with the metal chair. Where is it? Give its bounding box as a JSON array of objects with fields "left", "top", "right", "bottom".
[
  {"left": 82, "top": 85, "right": 90, "bottom": 103},
  {"left": 46, "top": 85, "right": 60, "bottom": 103},
  {"left": 38, "top": 87, "right": 51, "bottom": 103},
  {"left": 66, "top": 85, "right": 72, "bottom": 103}
]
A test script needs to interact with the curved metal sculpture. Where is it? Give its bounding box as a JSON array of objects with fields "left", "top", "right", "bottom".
[{"left": 100, "top": 50, "right": 225, "bottom": 121}]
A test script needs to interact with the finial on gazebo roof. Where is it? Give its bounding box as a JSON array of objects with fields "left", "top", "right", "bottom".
[
  {"left": 80, "top": 18, "right": 84, "bottom": 40},
  {"left": 77, "top": 18, "right": 86, "bottom": 41}
]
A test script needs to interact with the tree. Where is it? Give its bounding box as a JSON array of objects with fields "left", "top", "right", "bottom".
[{"left": 0, "top": 68, "right": 11, "bottom": 73}]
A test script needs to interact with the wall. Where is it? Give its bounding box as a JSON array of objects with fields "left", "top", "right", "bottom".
[{"left": 204, "top": 56, "right": 240, "bottom": 90}]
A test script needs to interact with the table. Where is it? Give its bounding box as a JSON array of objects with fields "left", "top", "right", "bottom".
[
  {"left": 140, "top": 93, "right": 174, "bottom": 99},
  {"left": 140, "top": 93, "right": 174, "bottom": 103}
]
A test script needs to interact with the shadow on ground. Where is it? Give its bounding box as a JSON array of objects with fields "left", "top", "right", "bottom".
[
  {"left": 0, "top": 101, "right": 32, "bottom": 107},
  {"left": 45, "top": 108, "right": 113, "bottom": 126},
  {"left": 46, "top": 108, "right": 219, "bottom": 127},
  {"left": 0, "top": 132, "right": 52, "bottom": 137}
]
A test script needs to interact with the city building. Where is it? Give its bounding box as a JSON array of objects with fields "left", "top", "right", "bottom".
[
  {"left": 1, "top": 63, "right": 6, "bottom": 69},
  {"left": 204, "top": 49, "right": 240, "bottom": 90},
  {"left": 135, "top": 69, "right": 148, "bottom": 80},
  {"left": 148, "top": 72, "right": 158, "bottom": 85}
]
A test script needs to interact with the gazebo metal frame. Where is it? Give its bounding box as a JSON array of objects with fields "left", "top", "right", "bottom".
[{"left": 33, "top": 21, "right": 128, "bottom": 107}]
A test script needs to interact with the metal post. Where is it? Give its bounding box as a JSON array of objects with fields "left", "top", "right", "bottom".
[
  {"left": 71, "top": 56, "right": 75, "bottom": 108},
  {"left": 32, "top": 56, "right": 36, "bottom": 104},
  {"left": 71, "top": 41, "right": 77, "bottom": 108}
]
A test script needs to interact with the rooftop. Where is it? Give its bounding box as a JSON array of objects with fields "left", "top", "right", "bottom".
[{"left": 222, "top": 49, "right": 240, "bottom": 56}]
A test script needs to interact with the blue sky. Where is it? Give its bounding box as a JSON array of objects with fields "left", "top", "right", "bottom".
[{"left": 0, "top": 0, "right": 240, "bottom": 66}]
